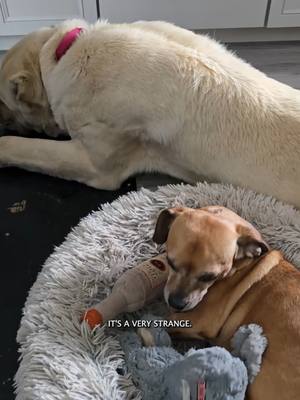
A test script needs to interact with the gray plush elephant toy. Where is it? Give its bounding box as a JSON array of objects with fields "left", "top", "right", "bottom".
[{"left": 117, "top": 315, "right": 267, "bottom": 400}]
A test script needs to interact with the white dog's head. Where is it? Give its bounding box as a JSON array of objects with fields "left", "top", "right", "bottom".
[{"left": 0, "top": 27, "right": 61, "bottom": 136}]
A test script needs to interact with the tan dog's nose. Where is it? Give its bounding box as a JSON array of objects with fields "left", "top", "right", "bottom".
[{"left": 168, "top": 293, "right": 187, "bottom": 310}]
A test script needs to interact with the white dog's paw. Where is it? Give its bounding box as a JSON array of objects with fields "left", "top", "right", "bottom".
[{"left": 0, "top": 136, "right": 13, "bottom": 166}]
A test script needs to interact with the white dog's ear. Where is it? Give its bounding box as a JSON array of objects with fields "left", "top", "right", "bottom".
[
  {"left": 0, "top": 98, "right": 14, "bottom": 126},
  {"left": 153, "top": 207, "right": 186, "bottom": 244},
  {"left": 235, "top": 225, "right": 269, "bottom": 260},
  {"left": 9, "top": 71, "right": 34, "bottom": 104}
]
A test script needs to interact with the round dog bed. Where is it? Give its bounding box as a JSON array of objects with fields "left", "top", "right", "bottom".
[{"left": 15, "top": 183, "right": 300, "bottom": 400}]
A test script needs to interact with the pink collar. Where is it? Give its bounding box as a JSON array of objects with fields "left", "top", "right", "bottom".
[{"left": 55, "top": 27, "right": 83, "bottom": 61}]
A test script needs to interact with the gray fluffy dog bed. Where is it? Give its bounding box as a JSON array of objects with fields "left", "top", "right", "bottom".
[{"left": 15, "top": 183, "right": 300, "bottom": 399}]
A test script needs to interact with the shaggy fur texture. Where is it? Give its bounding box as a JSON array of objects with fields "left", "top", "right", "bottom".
[{"left": 15, "top": 183, "right": 300, "bottom": 399}]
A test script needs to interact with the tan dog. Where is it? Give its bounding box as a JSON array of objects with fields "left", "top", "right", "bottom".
[
  {"left": 0, "top": 20, "right": 299, "bottom": 206},
  {"left": 153, "top": 206, "right": 300, "bottom": 400}
]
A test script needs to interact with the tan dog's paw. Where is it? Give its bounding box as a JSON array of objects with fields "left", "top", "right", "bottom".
[{"left": 137, "top": 327, "right": 156, "bottom": 347}]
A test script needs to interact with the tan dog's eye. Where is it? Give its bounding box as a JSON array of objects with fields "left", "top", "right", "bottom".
[{"left": 197, "top": 272, "right": 217, "bottom": 282}]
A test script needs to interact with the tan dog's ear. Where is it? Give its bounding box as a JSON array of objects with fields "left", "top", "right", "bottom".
[
  {"left": 9, "top": 72, "right": 35, "bottom": 104},
  {"left": 153, "top": 207, "right": 185, "bottom": 244},
  {"left": 235, "top": 225, "right": 269, "bottom": 260}
]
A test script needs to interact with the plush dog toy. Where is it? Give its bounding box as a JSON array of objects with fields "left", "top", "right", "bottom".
[
  {"left": 83, "top": 254, "right": 169, "bottom": 328},
  {"left": 117, "top": 316, "right": 268, "bottom": 400}
]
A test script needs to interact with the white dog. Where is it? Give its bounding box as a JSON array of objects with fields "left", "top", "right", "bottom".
[{"left": 0, "top": 20, "right": 299, "bottom": 207}]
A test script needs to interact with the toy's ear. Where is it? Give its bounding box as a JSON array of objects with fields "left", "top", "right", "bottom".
[
  {"left": 153, "top": 207, "right": 185, "bottom": 244},
  {"left": 235, "top": 225, "right": 269, "bottom": 260}
]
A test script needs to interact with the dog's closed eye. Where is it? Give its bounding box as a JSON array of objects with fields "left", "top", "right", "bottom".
[
  {"left": 197, "top": 272, "right": 217, "bottom": 282},
  {"left": 167, "top": 256, "right": 178, "bottom": 272}
]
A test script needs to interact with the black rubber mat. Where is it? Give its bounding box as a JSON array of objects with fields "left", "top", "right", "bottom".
[{"left": 0, "top": 167, "right": 135, "bottom": 399}]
